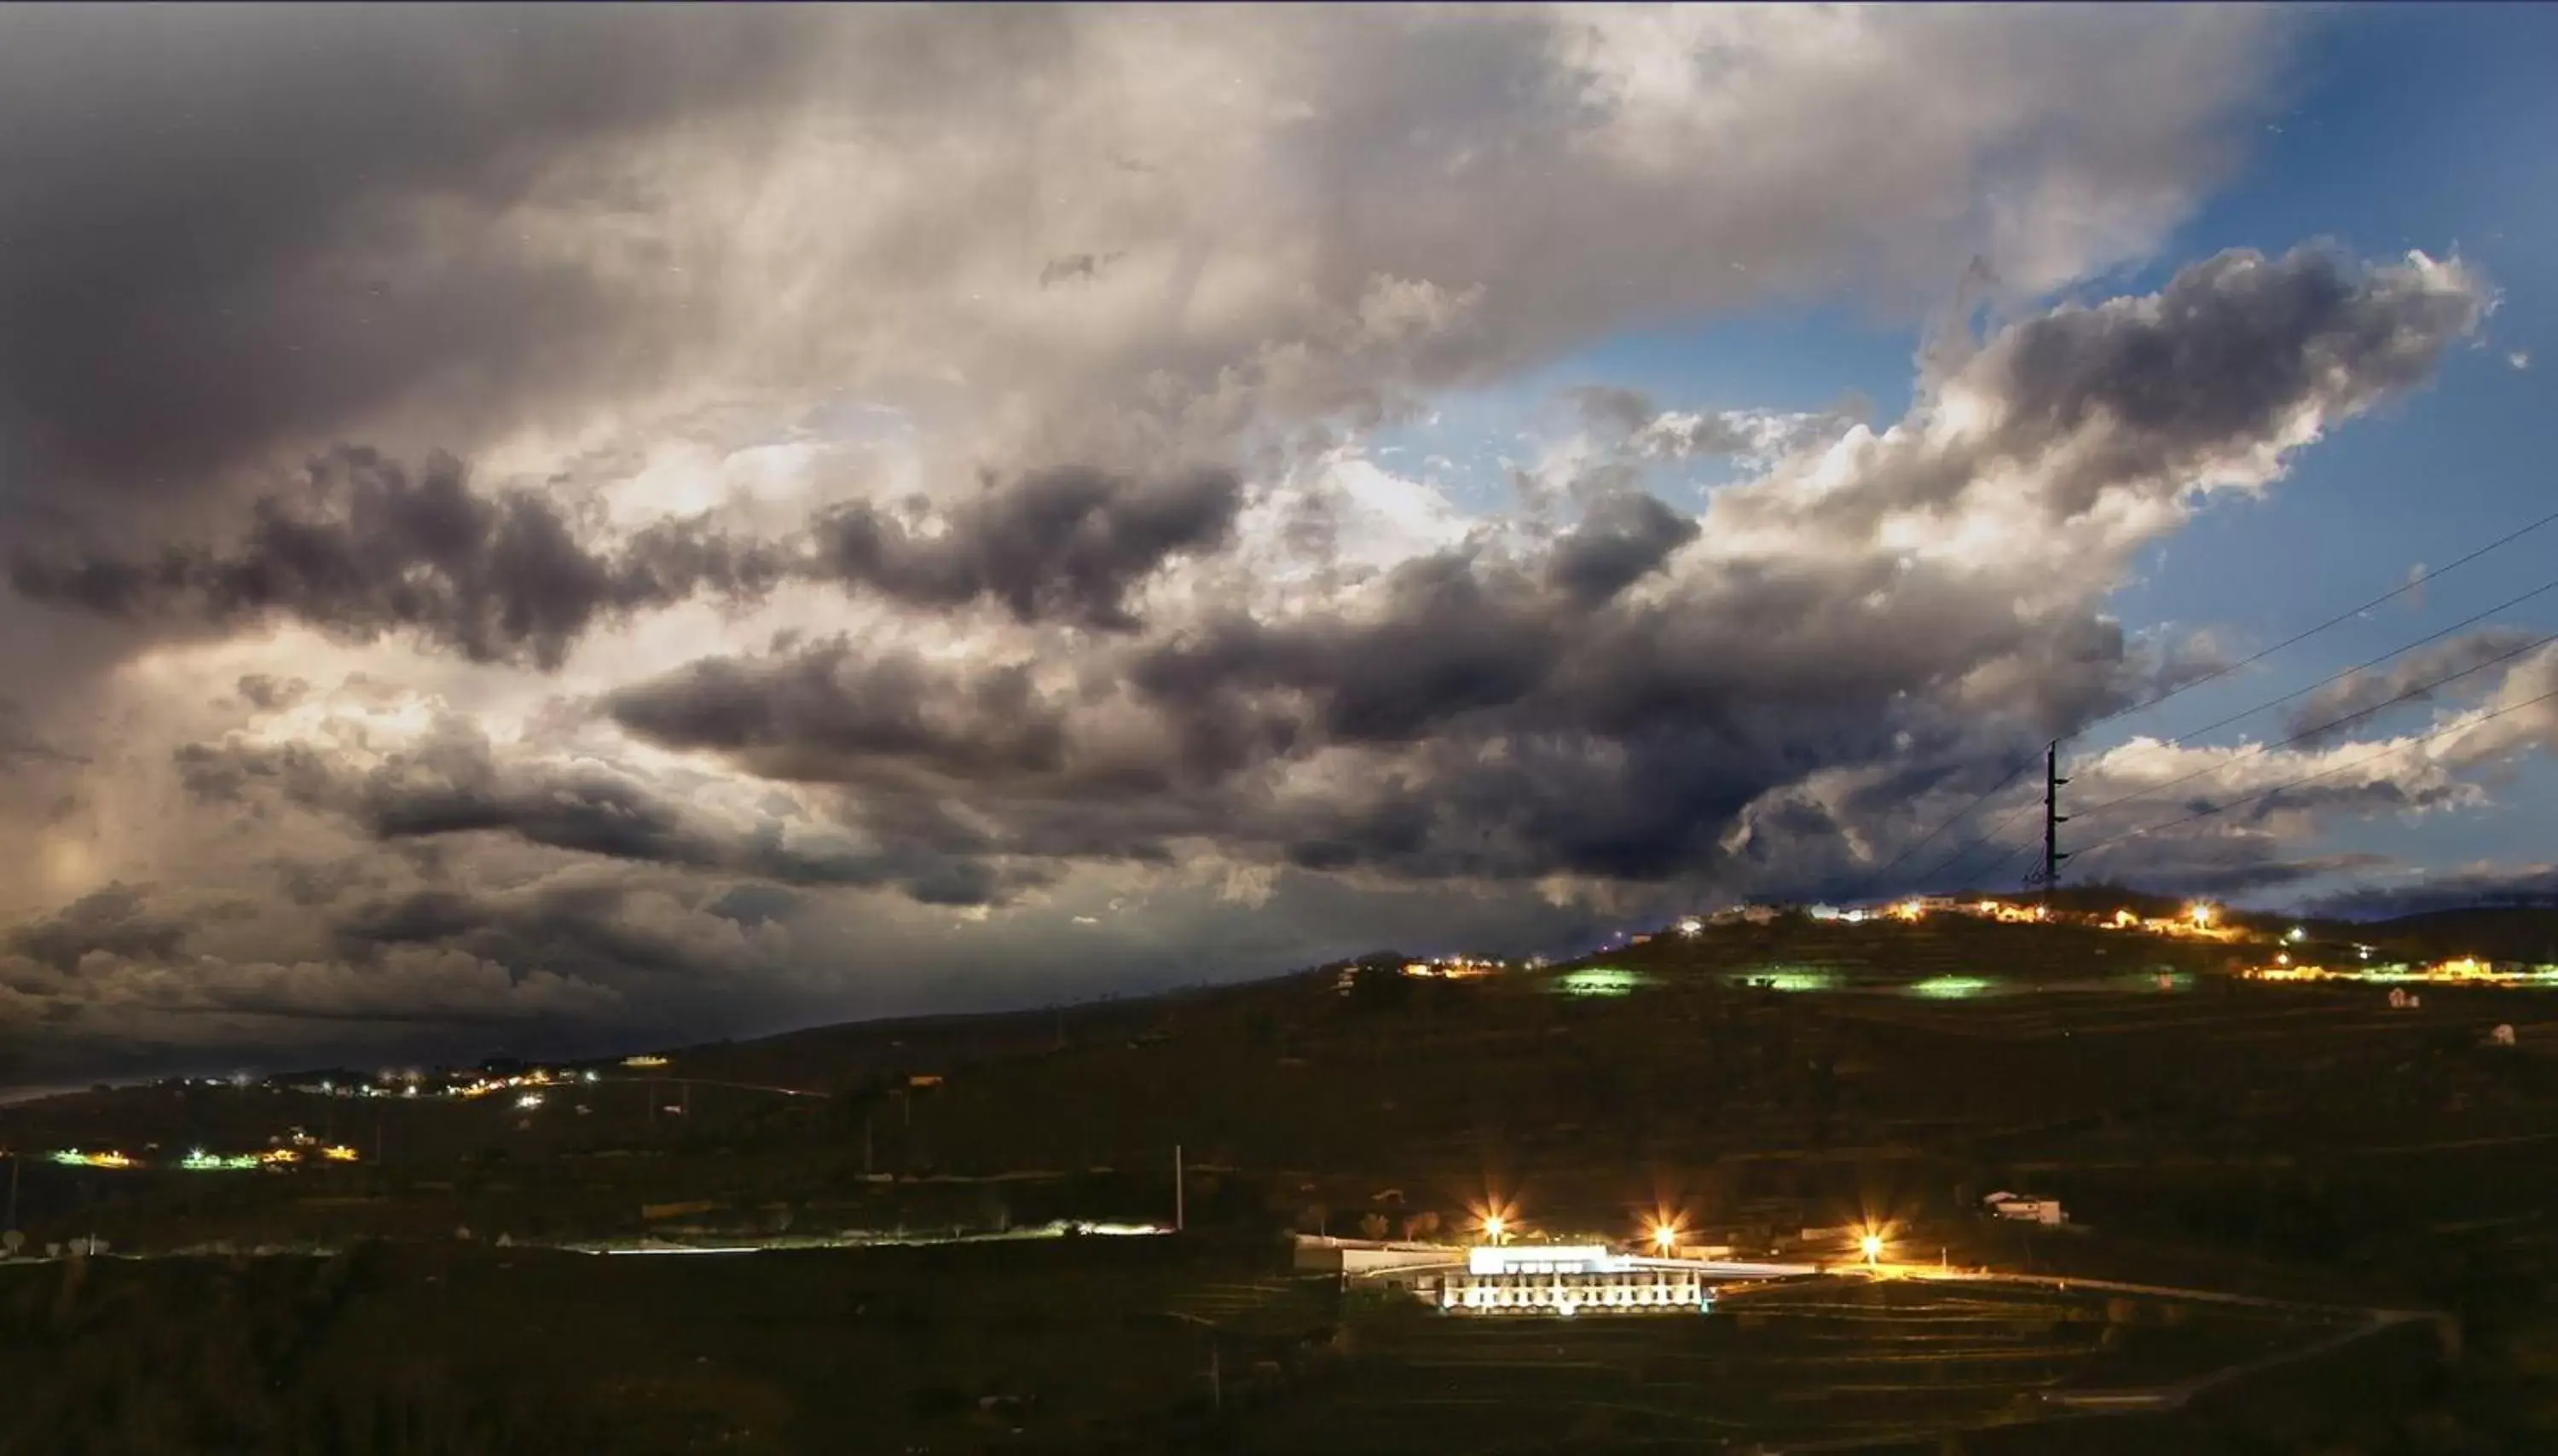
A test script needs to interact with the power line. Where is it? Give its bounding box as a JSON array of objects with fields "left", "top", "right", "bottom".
[
  {"left": 1913, "top": 799, "right": 2042, "bottom": 890},
  {"left": 2068, "top": 683, "right": 2558, "bottom": 864},
  {"left": 1972, "top": 837, "right": 2040, "bottom": 889},
  {"left": 2081, "top": 504, "right": 2558, "bottom": 734},
  {"left": 1915, "top": 615, "right": 2558, "bottom": 894},
  {"left": 1859, "top": 516, "right": 2558, "bottom": 902},
  {"left": 2038, "top": 741, "right": 2069, "bottom": 894},
  {"left": 1842, "top": 752, "right": 2036, "bottom": 900},
  {"left": 2069, "top": 626, "right": 2558, "bottom": 824},
  {"left": 2129, "top": 574, "right": 2558, "bottom": 759}
]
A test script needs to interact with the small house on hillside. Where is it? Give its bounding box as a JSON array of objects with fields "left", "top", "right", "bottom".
[{"left": 1982, "top": 1192, "right": 2066, "bottom": 1226}]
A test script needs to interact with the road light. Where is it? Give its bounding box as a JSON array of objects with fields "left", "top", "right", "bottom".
[
  {"left": 1651, "top": 1222, "right": 1678, "bottom": 1254},
  {"left": 1861, "top": 1232, "right": 1884, "bottom": 1267},
  {"left": 1481, "top": 1212, "right": 1507, "bottom": 1244}
]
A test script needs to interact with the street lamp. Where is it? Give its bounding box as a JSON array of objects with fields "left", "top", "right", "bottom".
[
  {"left": 1651, "top": 1222, "right": 1678, "bottom": 1254},
  {"left": 1481, "top": 1212, "right": 1508, "bottom": 1245},
  {"left": 1861, "top": 1232, "right": 1884, "bottom": 1268}
]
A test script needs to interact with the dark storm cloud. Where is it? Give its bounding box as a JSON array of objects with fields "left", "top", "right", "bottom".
[
  {"left": 235, "top": 674, "right": 311, "bottom": 713},
  {"left": 618, "top": 532, "right": 2141, "bottom": 888},
  {"left": 1142, "top": 543, "right": 2128, "bottom": 769},
  {"left": 1545, "top": 492, "right": 1702, "bottom": 604},
  {"left": 332, "top": 882, "right": 714, "bottom": 983},
  {"left": 708, "top": 883, "right": 806, "bottom": 930},
  {"left": 12, "top": 454, "right": 1235, "bottom": 662},
  {"left": 7, "top": 884, "right": 188, "bottom": 972},
  {"left": 1134, "top": 552, "right": 1577, "bottom": 746},
  {"left": 1996, "top": 247, "right": 2463, "bottom": 454},
  {"left": 269, "top": 857, "right": 381, "bottom": 910},
  {"left": 591, "top": 246, "right": 2488, "bottom": 895},
  {"left": 176, "top": 719, "right": 1029, "bottom": 907},
  {"left": 0, "top": 4, "right": 831, "bottom": 501},
  {"left": 609, "top": 638, "right": 1077, "bottom": 784},
  {"left": 11, "top": 448, "right": 785, "bottom": 669},
  {"left": 45, "top": 237, "right": 2447, "bottom": 916},
  {"left": 2279, "top": 627, "right": 2547, "bottom": 747},
  {"left": 609, "top": 638, "right": 1177, "bottom": 889},
  {"left": 1753, "top": 246, "right": 2491, "bottom": 533},
  {"left": 809, "top": 465, "right": 1244, "bottom": 633},
  {"left": 0, "top": 698, "right": 82, "bottom": 766}
]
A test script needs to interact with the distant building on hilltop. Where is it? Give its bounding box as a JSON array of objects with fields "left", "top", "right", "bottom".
[{"left": 1983, "top": 1193, "right": 2066, "bottom": 1226}]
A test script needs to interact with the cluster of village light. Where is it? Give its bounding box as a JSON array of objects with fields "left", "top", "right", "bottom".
[
  {"left": 53, "top": 1136, "right": 362, "bottom": 1173},
  {"left": 1336, "top": 956, "right": 1510, "bottom": 992},
  {"left": 1392, "top": 894, "right": 2447, "bottom": 998},
  {"left": 51, "top": 1064, "right": 643, "bottom": 1174},
  {"left": 1807, "top": 897, "right": 2233, "bottom": 938},
  {"left": 47, "top": 1054, "right": 678, "bottom": 1176},
  {"left": 2246, "top": 952, "right": 2558, "bottom": 985},
  {"left": 1398, "top": 956, "right": 1504, "bottom": 979},
  {"left": 1675, "top": 895, "right": 2248, "bottom": 939},
  {"left": 449, "top": 1066, "right": 600, "bottom": 1101}
]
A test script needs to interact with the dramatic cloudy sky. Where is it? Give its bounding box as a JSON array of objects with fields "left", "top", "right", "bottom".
[{"left": 4, "top": 3, "right": 2554, "bottom": 1084}]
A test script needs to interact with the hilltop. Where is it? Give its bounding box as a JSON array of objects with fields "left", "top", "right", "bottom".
[{"left": 11, "top": 897, "right": 2558, "bottom": 1452}]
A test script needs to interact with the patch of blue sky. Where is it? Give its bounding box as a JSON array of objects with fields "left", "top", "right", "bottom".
[
  {"left": 2066, "top": 5, "right": 2558, "bottom": 779},
  {"left": 1367, "top": 299, "right": 1924, "bottom": 519}
]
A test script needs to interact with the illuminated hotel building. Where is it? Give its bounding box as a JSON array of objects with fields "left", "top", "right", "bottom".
[{"left": 1380, "top": 1245, "right": 1814, "bottom": 1316}]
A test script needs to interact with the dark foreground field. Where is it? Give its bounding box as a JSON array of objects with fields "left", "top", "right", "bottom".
[
  {"left": 12, "top": 912, "right": 2558, "bottom": 1451},
  {"left": 0, "top": 1238, "right": 2468, "bottom": 1456}
]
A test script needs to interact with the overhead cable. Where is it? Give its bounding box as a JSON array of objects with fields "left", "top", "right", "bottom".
[
  {"left": 2081, "top": 504, "right": 2558, "bottom": 733},
  {"left": 2069, "top": 626, "right": 2558, "bottom": 823},
  {"left": 2069, "top": 683, "right": 2558, "bottom": 862}
]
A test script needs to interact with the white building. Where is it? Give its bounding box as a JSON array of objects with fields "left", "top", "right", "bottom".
[
  {"left": 1984, "top": 1193, "right": 2066, "bottom": 1226},
  {"left": 1357, "top": 1243, "right": 1815, "bottom": 1316}
]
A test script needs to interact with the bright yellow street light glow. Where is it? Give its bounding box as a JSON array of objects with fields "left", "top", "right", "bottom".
[
  {"left": 1481, "top": 1213, "right": 1507, "bottom": 1241},
  {"left": 1651, "top": 1222, "right": 1677, "bottom": 1252},
  {"left": 1861, "top": 1233, "right": 1884, "bottom": 1263}
]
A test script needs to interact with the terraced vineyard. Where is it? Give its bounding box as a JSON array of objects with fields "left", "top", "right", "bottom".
[{"left": 1236, "top": 1276, "right": 2379, "bottom": 1453}]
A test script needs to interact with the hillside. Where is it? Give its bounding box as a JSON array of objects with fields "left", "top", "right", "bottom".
[
  {"left": 14, "top": 907, "right": 2558, "bottom": 1451},
  {"left": 2370, "top": 905, "right": 2558, "bottom": 962}
]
